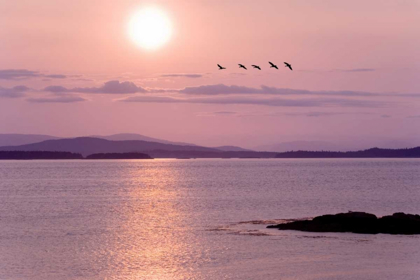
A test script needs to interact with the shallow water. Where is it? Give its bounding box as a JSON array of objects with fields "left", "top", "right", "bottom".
[{"left": 0, "top": 159, "right": 419, "bottom": 279}]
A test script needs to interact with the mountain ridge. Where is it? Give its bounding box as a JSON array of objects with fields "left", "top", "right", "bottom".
[
  {"left": 0, "top": 134, "right": 59, "bottom": 147},
  {"left": 0, "top": 137, "right": 220, "bottom": 157}
]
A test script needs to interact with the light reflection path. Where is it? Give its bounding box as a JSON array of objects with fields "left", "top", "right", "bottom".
[{"left": 103, "top": 161, "right": 205, "bottom": 279}]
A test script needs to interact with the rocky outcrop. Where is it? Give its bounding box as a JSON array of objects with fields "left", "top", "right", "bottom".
[{"left": 267, "top": 212, "right": 420, "bottom": 235}]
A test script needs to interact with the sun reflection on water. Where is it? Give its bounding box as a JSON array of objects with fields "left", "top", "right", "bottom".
[{"left": 103, "top": 162, "right": 203, "bottom": 279}]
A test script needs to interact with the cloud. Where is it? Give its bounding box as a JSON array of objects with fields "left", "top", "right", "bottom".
[
  {"left": 198, "top": 111, "right": 378, "bottom": 118},
  {"left": 332, "top": 68, "right": 376, "bottom": 72},
  {"left": 397, "top": 93, "right": 420, "bottom": 98},
  {"left": 44, "top": 74, "right": 67, "bottom": 79},
  {"left": 407, "top": 115, "right": 420, "bottom": 118},
  {"left": 180, "top": 84, "right": 262, "bottom": 95},
  {"left": 27, "top": 96, "right": 87, "bottom": 103},
  {"left": 44, "top": 80, "right": 147, "bottom": 94},
  {"left": 381, "top": 114, "right": 391, "bottom": 118},
  {"left": 177, "top": 84, "right": 382, "bottom": 97},
  {"left": 121, "top": 95, "right": 384, "bottom": 108},
  {"left": 42, "top": 82, "right": 420, "bottom": 99},
  {"left": 213, "top": 111, "right": 237, "bottom": 115},
  {"left": 44, "top": 86, "right": 68, "bottom": 93},
  {"left": 0, "top": 85, "right": 30, "bottom": 98},
  {"left": 285, "top": 112, "right": 347, "bottom": 117},
  {"left": 0, "top": 69, "right": 66, "bottom": 80},
  {"left": 196, "top": 111, "right": 238, "bottom": 117},
  {"left": 72, "top": 78, "right": 93, "bottom": 82},
  {"left": 160, "top": 74, "right": 203, "bottom": 78},
  {"left": 0, "top": 69, "right": 39, "bottom": 80}
]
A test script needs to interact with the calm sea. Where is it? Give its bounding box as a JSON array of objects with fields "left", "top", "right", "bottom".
[{"left": 0, "top": 159, "right": 419, "bottom": 280}]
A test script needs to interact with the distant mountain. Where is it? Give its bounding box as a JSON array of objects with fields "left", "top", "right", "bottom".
[
  {"left": 256, "top": 141, "right": 340, "bottom": 152},
  {"left": 147, "top": 150, "right": 276, "bottom": 159},
  {"left": 92, "top": 133, "right": 195, "bottom": 146},
  {"left": 276, "top": 147, "right": 420, "bottom": 158},
  {"left": 0, "top": 137, "right": 219, "bottom": 157},
  {"left": 86, "top": 152, "right": 152, "bottom": 160},
  {"left": 213, "top": 145, "right": 253, "bottom": 152},
  {"left": 0, "top": 137, "right": 279, "bottom": 158},
  {"left": 0, "top": 134, "right": 59, "bottom": 147},
  {"left": 344, "top": 139, "right": 418, "bottom": 151},
  {"left": 256, "top": 139, "right": 420, "bottom": 152}
]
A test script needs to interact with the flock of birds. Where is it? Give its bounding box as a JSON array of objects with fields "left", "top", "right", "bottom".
[{"left": 217, "top": 61, "right": 293, "bottom": 71}]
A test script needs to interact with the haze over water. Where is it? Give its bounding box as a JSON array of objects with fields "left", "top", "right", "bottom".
[{"left": 0, "top": 159, "right": 419, "bottom": 279}]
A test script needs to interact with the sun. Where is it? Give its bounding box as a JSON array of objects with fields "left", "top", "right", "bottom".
[{"left": 128, "top": 7, "right": 172, "bottom": 50}]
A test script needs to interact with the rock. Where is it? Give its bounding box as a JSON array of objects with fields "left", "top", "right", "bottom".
[{"left": 267, "top": 212, "right": 420, "bottom": 235}]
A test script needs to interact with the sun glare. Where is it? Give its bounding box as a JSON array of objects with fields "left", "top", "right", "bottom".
[{"left": 128, "top": 7, "right": 172, "bottom": 50}]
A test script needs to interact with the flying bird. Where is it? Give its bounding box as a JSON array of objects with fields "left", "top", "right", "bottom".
[
  {"left": 284, "top": 62, "right": 293, "bottom": 71},
  {"left": 238, "top": 64, "right": 247, "bottom": 70},
  {"left": 269, "top": 62, "right": 278, "bottom": 69},
  {"left": 252, "top": 65, "right": 261, "bottom": 70},
  {"left": 217, "top": 64, "right": 226, "bottom": 70}
]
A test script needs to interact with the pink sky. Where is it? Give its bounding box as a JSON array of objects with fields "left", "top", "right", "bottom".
[{"left": 0, "top": 0, "right": 419, "bottom": 148}]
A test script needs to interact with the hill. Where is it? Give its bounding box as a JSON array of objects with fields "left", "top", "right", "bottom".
[
  {"left": 86, "top": 152, "right": 152, "bottom": 159},
  {"left": 0, "top": 137, "right": 278, "bottom": 158},
  {"left": 146, "top": 150, "right": 276, "bottom": 159},
  {"left": 213, "top": 145, "right": 253, "bottom": 152},
  {"left": 275, "top": 147, "right": 420, "bottom": 158},
  {"left": 256, "top": 141, "right": 340, "bottom": 152},
  {"left": 91, "top": 133, "right": 195, "bottom": 146},
  {"left": 0, "top": 134, "right": 59, "bottom": 147},
  {"left": 0, "top": 137, "right": 220, "bottom": 157}
]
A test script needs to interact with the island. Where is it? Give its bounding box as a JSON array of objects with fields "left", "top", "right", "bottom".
[
  {"left": 0, "top": 151, "right": 83, "bottom": 160},
  {"left": 275, "top": 147, "right": 420, "bottom": 158},
  {"left": 86, "top": 152, "right": 153, "bottom": 159},
  {"left": 267, "top": 212, "right": 420, "bottom": 235}
]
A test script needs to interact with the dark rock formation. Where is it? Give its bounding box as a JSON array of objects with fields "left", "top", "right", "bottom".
[
  {"left": 86, "top": 152, "right": 153, "bottom": 159},
  {"left": 267, "top": 212, "right": 420, "bottom": 235}
]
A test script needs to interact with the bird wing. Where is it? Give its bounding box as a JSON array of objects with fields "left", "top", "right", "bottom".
[
  {"left": 269, "top": 62, "right": 275, "bottom": 67},
  {"left": 218, "top": 64, "right": 222, "bottom": 68}
]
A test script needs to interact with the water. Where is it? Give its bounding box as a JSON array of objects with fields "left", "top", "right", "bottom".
[{"left": 0, "top": 159, "right": 419, "bottom": 279}]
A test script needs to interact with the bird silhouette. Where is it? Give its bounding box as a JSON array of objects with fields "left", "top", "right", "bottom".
[
  {"left": 217, "top": 64, "right": 226, "bottom": 70},
  {"left": 284, "top": 62, "right": 293, "bottom": 71},
  {"left": 238, "top": 64, "right": 247, "bottom": 70},
  {"left": 269, "top": 62, "right": 278, "bottom": 69},
  {"left": 252, "top": 65, "right": 261, "bottom": 70}
]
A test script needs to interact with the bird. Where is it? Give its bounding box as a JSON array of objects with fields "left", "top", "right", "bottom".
[
  {"left": 217, "top": 64, "right": 226, "bottom": 70},
  {"left": 284, "top": 62, "right": 293, "bottom": 71},
  {"left": 238, "top": 64, "right": 247, "bottom": 70},
  {"left": 252, "top": 65, "right": 261, "bottom": 70},
  {"left": 269, "top": 62, "right": 278, "bottom": 69}
]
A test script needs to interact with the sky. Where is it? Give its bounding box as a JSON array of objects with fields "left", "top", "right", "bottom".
[{"left": 0, "top": 0, "right": 419, "bottom": 148}]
